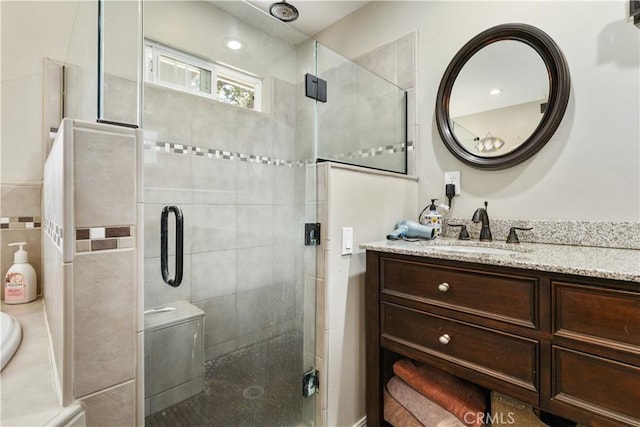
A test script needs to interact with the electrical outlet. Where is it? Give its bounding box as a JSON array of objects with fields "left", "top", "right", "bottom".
[{"left": 445, "top": 171, "right": 461, "bottom": 195}]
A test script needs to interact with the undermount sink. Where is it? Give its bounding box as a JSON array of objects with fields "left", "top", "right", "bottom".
[{"left": 422, "top": 244, "right": 521, "bottom": 255}]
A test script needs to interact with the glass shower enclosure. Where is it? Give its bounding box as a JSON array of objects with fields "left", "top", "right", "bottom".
[
  {"left": 141, "top": 2, "right": 318, "bottom": 425},
  {"left": 98, "top": 1, "right": 406, "bottom": 425}
]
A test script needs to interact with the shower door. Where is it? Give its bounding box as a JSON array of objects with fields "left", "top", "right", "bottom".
[{"left": 138, "top": 1, "right": 318, "bottom": 425}]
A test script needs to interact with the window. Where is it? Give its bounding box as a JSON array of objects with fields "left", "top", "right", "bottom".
[{"left": 145, "top": 40, "right": 262, "bottom": 111}]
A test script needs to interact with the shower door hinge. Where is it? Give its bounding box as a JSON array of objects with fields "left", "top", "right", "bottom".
[
  {"left": 305, "top": 223, "right": 321, "bottom": 246},
  {"left": 305, "top": 73, "right": 327, "bottom": 103},
  {"left": 302, "top": 368, "right": 319, "bottom": 397}
]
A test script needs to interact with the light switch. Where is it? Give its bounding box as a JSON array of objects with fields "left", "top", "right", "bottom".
[{"left": 342, "top": 227, "right": 353, "bottom": 255}]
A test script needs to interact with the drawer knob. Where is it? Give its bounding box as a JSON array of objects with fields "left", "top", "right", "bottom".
[
  {"left": 439, "top": 334, "right": 451, "bottom": 344},
  {"left": 437, "top": 282, "right": 450, "bottom": 292}
]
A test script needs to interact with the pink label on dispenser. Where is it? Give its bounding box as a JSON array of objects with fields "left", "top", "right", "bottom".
[{"left": 5, "top": 272, "right": 25, "bottom": 302}]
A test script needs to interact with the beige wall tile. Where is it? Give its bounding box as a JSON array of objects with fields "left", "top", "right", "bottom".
[
  {"left": 102, "top": 75, "right": 138, "bottom": 126},
  {"left": 73, "top": 250, "right": 135, "bottom": 397},
  {"left": 0, "top": 184, "right": 41, "bottom": 217},
  {"left": 191, "top": 95, "right": 237, "bottom": 152},
  {"left": 81, "top": 380, "right": 136, "bottom": 427},
  {"left": 74, "top": 127, "right": 136, "bottom": 228},
  {"left": 143, "top": 85, "right": 193, "bottom": 145}
]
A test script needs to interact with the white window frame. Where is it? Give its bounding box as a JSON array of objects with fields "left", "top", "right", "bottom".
[{"left": 144, "top": 40, "right": 262, "bottom": 112}]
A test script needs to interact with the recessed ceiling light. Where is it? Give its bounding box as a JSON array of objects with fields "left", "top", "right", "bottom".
[
  {"left": 226, "top": 39, "right": 243, "bottom": 50},
  {"left": 489, "top": 88, "right": 502, "bottom": 95}
]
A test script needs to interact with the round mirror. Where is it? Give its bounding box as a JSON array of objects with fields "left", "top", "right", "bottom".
[{"left": 436, "top": 24, "right": 570, "bottom": 170}]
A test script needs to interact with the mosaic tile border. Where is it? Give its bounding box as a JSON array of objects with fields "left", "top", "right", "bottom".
[
  {"left": 1, "top": 216, "right": 42, "bottom": 229},
  {"left": 331, "top": 141, "right": 410, "bottom": 162},
  {"left": 145, "top": 141, "right": 298, "bottom": 167},
  {"left": 44, "top": 217, "right": 63, "bottom": 250},
  {"left": 76, "top": 226, "right": 136, "bottom": 253},
  {"left": 144, "top": 139, "right": 412, "bottom": 168}
]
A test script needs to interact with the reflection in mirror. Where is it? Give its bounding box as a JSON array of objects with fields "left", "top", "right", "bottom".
[
  {"left": 435, "top": 23, "right": 571, "bottom": 170},
  {"left": 449, "top": 40, "right": 549, "bottom": 157}
]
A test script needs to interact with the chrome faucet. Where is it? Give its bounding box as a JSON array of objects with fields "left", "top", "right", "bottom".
[{"left": 472, "top": 201, "right": 492, "bottom": 241}]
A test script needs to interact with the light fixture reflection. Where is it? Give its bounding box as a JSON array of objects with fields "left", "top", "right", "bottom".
[
  {"left": 476, "top": 133, "right": 505, "bottom": 153},
  {"left": 489, "top": 88, "right": 502, "bottom": 95},
  {"left": 226, "top": 39, "right": 243, "bottom": 50}
]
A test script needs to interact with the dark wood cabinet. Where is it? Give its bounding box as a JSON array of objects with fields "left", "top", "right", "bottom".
[{"left": 366, "top": 251, "right": 640, "bottom": 427}]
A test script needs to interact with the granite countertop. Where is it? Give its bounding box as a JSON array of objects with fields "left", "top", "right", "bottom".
[{"left": 360, "top": 238, "right": 640, "bottom": 283}]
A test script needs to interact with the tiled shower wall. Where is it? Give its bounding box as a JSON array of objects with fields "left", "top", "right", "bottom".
[
  {"left": 143, "top": 80, "right": 306, "bottom": 361},
  {"left": 354, "top": 32, "right": 417, "bottom": 175},
  {"left": 42, "top": 119, "right": 141, "bottom": 425},
  {"left": 306, "top": 33, "right": 416, "bottom": 175}
]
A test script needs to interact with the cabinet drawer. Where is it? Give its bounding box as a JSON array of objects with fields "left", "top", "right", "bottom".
[
  {"left": 552, "top": 347, "right": 640, "bottom": 425},
  {"left": 553, "top": 281, "right": 640, "bottom": 352},
  {"left": 381, "top": 302, "right": 539, "bottom": 399},
  {"left": 381, "top": 257, "right": 538, "bottom": 328}
]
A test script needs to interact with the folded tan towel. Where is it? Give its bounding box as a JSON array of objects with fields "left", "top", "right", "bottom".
[
  {"left": 393, "top": 359, "right": 486, "bottom": 427},
  {"left": 384, "top": 388, "right": 424, "bottom": 427},
  {"left": 387, "top": 376, "right": 465, "bottom": 427}
]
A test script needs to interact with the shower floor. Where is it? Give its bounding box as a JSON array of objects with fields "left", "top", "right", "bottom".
[{"left": 145, "top": 332, "right": 310, "bottom": 427}]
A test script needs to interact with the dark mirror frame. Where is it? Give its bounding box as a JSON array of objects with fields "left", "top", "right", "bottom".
[{"left": 435, "top": 23, "right": 571, "bottom": 170}]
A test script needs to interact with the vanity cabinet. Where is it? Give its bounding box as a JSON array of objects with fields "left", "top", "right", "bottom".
[{"left": 365, "top": 251, "right": 640, "bottom": 427}]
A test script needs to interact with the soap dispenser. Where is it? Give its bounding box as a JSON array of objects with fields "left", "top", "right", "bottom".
[
  {"left": 4, "top": 242, "right": 37, "bottom": 304},
  {"left": 420, "top": 199, "right": 443, "bottom": 237}
]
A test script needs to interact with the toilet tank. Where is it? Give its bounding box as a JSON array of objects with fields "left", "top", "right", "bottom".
[{"left": 144, "top": 300, "right": 205, "bottom": 415}]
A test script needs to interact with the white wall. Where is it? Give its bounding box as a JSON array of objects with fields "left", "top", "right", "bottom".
[
  {"left": 1, "top": 0, "right": 97, "bottom": 184},
  {"left": 320, "top": 164, "right": 418, "bottom": 427},
  {"left": 317, "top": 1, "right": 640, "bottom": 222}
]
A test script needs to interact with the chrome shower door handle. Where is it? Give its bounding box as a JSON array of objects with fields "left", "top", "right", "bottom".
[{"left": 161, "top": 206, "right": 184, "bottom": 287}]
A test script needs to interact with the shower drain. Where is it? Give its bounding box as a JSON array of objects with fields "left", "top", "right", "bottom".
[{"left": 242, "top": 385, "right": 265, "bottom": 400}]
